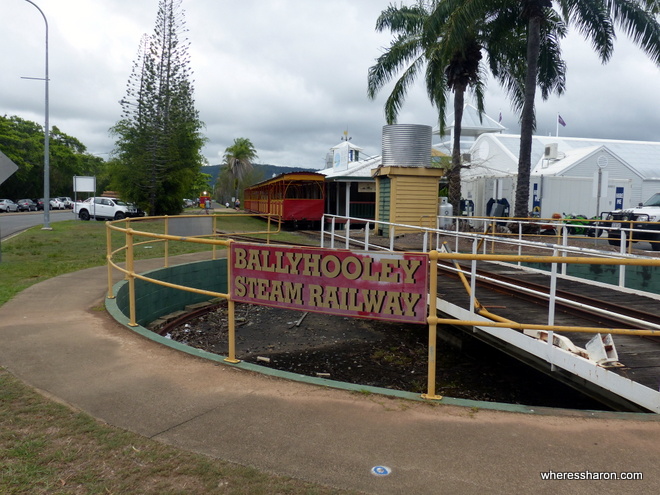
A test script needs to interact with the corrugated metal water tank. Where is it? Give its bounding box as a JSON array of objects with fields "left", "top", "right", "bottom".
[{"left": 381, "top": 124, "right": 432, "bottom": 167}]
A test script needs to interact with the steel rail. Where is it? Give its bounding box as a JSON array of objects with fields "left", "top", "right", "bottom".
[{"left": 438, "top": 260, "right": 660, "bottom": 334}]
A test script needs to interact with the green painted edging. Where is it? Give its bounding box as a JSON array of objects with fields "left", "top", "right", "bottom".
[
  {"left": 105, "top": 264, "right": 659, "bottom": 421},
  {"left": 113, "top": 259, "right": 227, "bottom": 326}
]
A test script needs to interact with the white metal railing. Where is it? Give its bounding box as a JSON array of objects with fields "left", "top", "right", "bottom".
[
  {"left": 321, "top": 214, "right": 660, "bottom": 379},
  {"left": 321, "top": 213, "right": 660, "bottom": 292}
]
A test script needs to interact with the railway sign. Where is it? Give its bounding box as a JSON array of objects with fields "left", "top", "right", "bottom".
[
  {"left": 0, "top": 149, "right": 18, "bottom": 186},
  {"left": 229, "top": 243, "right": 429, "bottom": 324}
]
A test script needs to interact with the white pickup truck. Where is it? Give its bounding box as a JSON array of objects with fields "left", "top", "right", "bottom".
[{"left": 73, "top": 197, "right": 140, "bottom": 221}]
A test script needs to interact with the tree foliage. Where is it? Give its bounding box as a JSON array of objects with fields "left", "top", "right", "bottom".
[
  {"left": 221, "top": 138, "right": 258, "bottom": 201},
  {"left": 0, "top": 115, "right": 108, "bottom": 199},
  {"left": 110, "top": 0, "right": 205, "bottom": 216},
  {"left": 511, "top": 0, "right": 660, "bottom": 217},
  {"left": 188, "top": 171, "right": 213, "bottom": 199},
  {"left": 446, "top": 0, "right": 660, "bottom": 217},
  {"left": 368, "top": 1, "right": 541, "bottom": 211},
  {"left": 214, "top": 164, "right": 264, "bottom": 206},
  {"left": 370, "top": 1, "right": 660, "bottom": 218}
]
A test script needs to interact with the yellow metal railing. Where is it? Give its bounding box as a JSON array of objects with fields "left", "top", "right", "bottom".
[
  {"left": 106, "top": 215, "right": 660, "bottom": 403},
  {"left": 106, "top": 213, "right": 281, "bottom": 363}
]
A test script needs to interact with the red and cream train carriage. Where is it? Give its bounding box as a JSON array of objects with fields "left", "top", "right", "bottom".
[{"left": 243, "top": 172, "right": 326, "bottom": 227}]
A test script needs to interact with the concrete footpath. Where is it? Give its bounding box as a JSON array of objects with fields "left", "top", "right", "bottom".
[{"left": 1, "top": 254, "right": 660, "bottom": 494}]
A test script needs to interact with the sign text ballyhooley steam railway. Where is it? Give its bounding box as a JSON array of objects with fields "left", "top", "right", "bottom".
[{"left": 230, "top": 243, "right": 429, "bottom": 324}]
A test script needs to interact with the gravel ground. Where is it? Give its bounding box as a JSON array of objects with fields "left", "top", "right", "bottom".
[{"left": 162, "top": 301, "right": 609, "bottom": 410}]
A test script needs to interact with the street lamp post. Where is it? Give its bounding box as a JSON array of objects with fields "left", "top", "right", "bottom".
[{"left": 23, "top": 0, "right": 51, "bottom": 230}]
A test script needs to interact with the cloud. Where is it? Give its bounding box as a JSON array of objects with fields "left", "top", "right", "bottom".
[{"left": 1, "top": 1, "right": 658, "bottom": 170}]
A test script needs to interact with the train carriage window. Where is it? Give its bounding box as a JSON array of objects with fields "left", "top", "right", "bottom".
[{"left": 284, "top": 180, "right": 323, "bottom": 199}]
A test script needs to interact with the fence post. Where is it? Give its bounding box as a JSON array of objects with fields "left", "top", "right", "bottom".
[
  {"left": 320, "top": 216, "right": 326, "bottom": 248},
  {"left": 561, "top": 227, "right": 568, "bottom": 276},
  {"left": 517, "top": 220, "right": 523, "bottom": 266},
  {"left": 548, "top": 249, "right": 558, "bottom": 327},
  {"left": 628, "top": 226, "right": 635, "bottom": 255},
  {"left": 547, "top": 248, "right": 559, "bottom": 370},
  {"left": 470, "top": 239, "right": 478, "bottom": 315},
  {"left": 225, "top": 240, "right": 240, "bottom": 364},
  {"left": 422, "top": 251, "right": 442, "bottom": 400},
  {"left": 490, "top": 219, "right": 496, "bottom": 253},
  {"left": 164, "top": 216, "right": 170, "bottom": 267},
  {"left": 106, "top": 224, "right": 114, "bottom": 299},
  {"left": 619, "top": 231, "right": 627, "bottom": 287},
  {"left": 126, "top": 228, "right": 138, "bottom": 327},
  {"left": 330, "top": 217, "right": 336, "bottom": 249},
  {"left": 212, "top": 215, "right": 217, "bottom": 260}
]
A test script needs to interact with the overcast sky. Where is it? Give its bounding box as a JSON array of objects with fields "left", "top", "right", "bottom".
[{"left": 1, "top": 0, "right": 659, "bottom": 170}]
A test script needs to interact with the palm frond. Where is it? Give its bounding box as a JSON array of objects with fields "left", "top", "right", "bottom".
[{"left": 607, "top": 0, "right": 660, "bottom": 64}]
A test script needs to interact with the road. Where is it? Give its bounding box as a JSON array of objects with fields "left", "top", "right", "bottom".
[{"left": 0, "top": 209, "right": 74, "bottom": 240}]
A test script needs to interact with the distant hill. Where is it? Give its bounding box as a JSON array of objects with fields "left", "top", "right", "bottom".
[{"left": 202, "top": 164, "right": 317, "bottom": 188}]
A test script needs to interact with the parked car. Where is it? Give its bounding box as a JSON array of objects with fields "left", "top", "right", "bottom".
[
  {"left": 16, "top": 199, "right": 37, "bottom": 212},
  {"left": 73, "top": 197, "right": 140, "bottom": 220},
  {"left": 49, "top": 198, "right": 65, "bottom": 210},
  {"left": 57, "top": 197, "right": 74, "bottom": 209},
  {"left": 0, "top": 199, "right": 19, "bottom": 212},
  {"left": 33, "top": 198, "right": 44, "bottom": 210}
]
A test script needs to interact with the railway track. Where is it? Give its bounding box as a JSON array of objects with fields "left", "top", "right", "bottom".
[{"left": 440, "top": 260, "right": 660, "bottom": 334}]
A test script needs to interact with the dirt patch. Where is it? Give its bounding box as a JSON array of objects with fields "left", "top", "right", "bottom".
[{"left": 163, "top": 302, "right": 608, "bottom": 410}]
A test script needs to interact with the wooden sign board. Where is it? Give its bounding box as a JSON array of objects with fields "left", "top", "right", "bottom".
[{"left": 230, "top": 243, "right": 429, "bottom": 324}]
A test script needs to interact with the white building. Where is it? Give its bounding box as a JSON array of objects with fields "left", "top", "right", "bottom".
[
  {"left": 322, "top": 140, "right": 379, "bottom": 219},
  {"left": 434, "top": 104, "right": 506, "bottom": 156},
  {"left": 462, "top": 129, "right": 660, "bottom": 219}
]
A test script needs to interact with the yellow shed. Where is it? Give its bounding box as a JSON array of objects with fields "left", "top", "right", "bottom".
[{"left": 372, "top": 166, "right": 445, "bottom": 235}]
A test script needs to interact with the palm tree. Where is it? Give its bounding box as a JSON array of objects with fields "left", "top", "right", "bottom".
[
  {"left": 367, "top": 1, "right": 556, "bottom": 213},
  {"left": 222, "top": 137, "right": 258, "bottom": 204},
  {"left": 381, "top": 1, "right": 659, "bottom": 219},
  {"left": 511, "top": 0, "right": 660, "bottom": 217},
  {"left": 368, "top": 2, "right": 483, "bottom": 212}
]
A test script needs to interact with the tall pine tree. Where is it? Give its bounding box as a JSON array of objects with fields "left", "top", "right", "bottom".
[{"left": 111, "top": 0, "right": 205, "bottom": 215}]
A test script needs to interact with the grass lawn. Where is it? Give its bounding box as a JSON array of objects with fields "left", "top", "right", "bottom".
[{"left": 0, "top": 217, "right": 356, "bottom": 495}]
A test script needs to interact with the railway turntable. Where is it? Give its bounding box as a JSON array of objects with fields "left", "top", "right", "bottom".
[{"left": 435, "top": 259, "right": 660, "bottom": 413}]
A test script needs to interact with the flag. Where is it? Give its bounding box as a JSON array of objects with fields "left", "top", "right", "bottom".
[
  {"left": 558, "top": 114, "right": 566, "bottom": 127},
  {"left": 498, "top": 112, "right": 502, "bottom": 123}
]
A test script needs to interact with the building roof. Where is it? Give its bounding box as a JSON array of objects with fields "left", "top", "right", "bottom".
[
  {"left": 322, "top": 155, "right": 381, "bottom": 181},
  {"left": 470, "top": 133, "right": 660, "bottom": 180},
  {"left": 330, "top": 140, "right": 364, "bottom": 152},
  {"left": 531, "top": 145, "right": 601, "bottom": 175}
]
